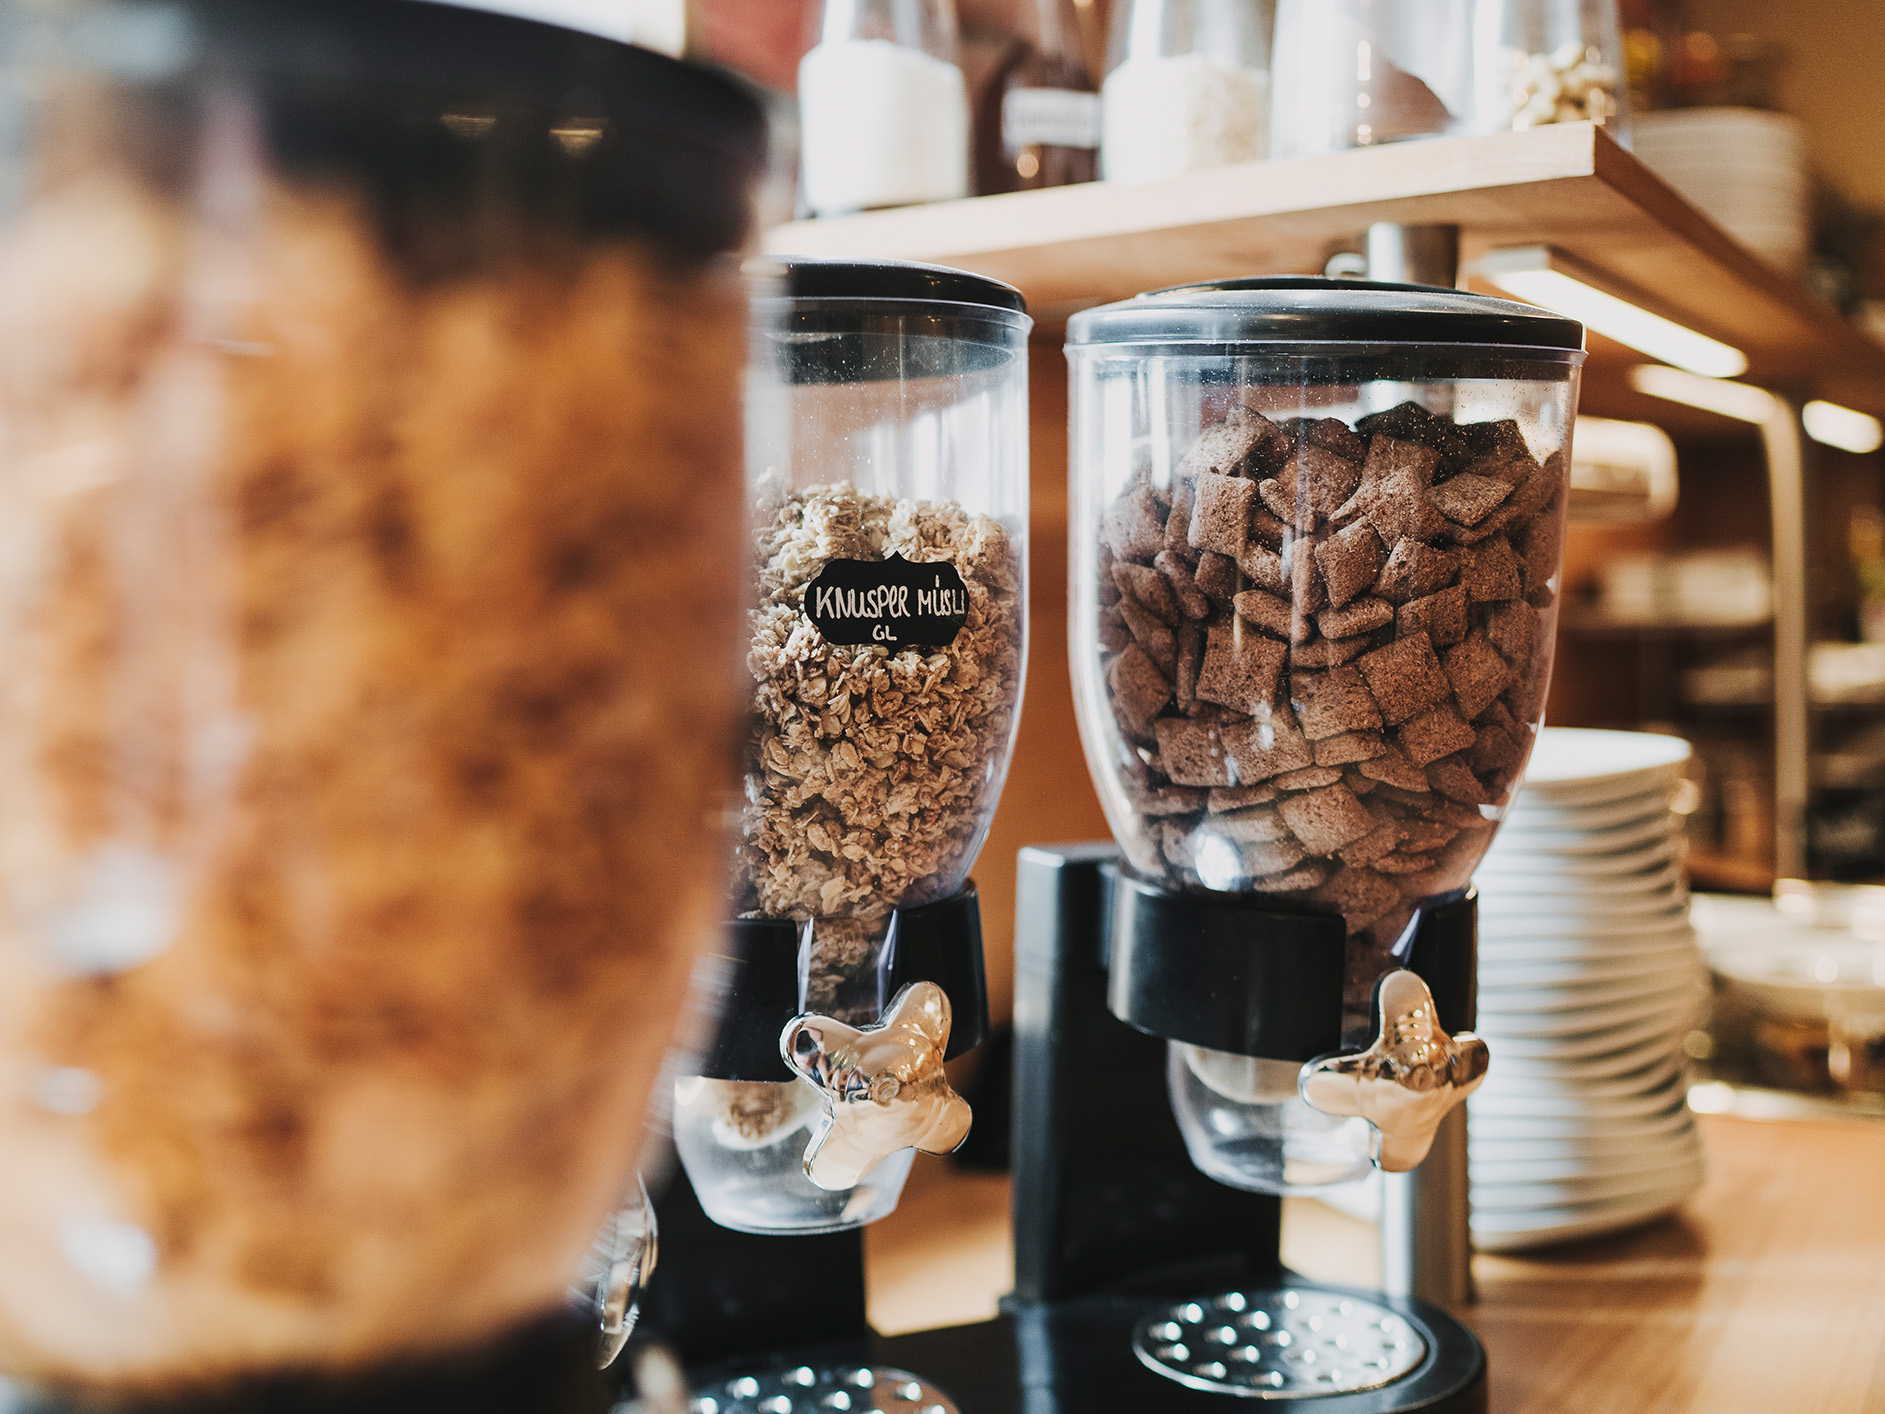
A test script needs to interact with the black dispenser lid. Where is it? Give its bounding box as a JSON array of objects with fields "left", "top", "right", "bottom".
[
  {"left": 1066, "top": 276, "right": 1584, "bottom": 351},
  {"left": 772, "top": 257, "right": 1027, "bottom": 314}
]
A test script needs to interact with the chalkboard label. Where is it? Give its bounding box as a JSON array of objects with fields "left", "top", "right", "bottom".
[{"left": 805, "top": 554, "right": 969, "bottom": 649}]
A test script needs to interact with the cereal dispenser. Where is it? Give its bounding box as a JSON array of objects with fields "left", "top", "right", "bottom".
[
  {"left": 0, "top": 0, "right": 765, "bottom": 1406},
  {"left": 670, "top": 259, "right": 1029, "bottom": 1237},
  {"left": 1003, "top": 274, "right": 1582, "bottom": 1406}
]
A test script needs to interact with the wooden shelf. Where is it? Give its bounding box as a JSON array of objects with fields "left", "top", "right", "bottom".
[{"left": 765, "top": 123, "right": 1885, "bottom": 419}]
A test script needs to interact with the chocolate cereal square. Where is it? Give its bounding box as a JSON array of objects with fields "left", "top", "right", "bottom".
[
  {"left": 1314, "top": 730, "right": 1386, "bottom": 766},
  {"left": 1234, "top": 588, "right": 1297, "bottom": 640},
  {"left": 1221, "top": 705, "right": 1315, "bottom": 781},
  {"left": 1356, "top": 742, "right": 1431, "bottom": 791},
  {"left": 1238, "top": 542, "right": 1288, "bottom": 594},
  {"left": 1470, "top": 721, "right": 1525, "bottom": 778},
  {"left": 1397, "top": 583, "right": 1469, "bottom": 647},
  {"left": 1290, "top": 664, "right": 1383, "bottom": 739},
  {"left": 1107, "top": 643, "right": 1171, "bottom": 735},
  {"left": 1485, "top": 598, "right": 1538, "bottom": 664},
  {"left": 1289, "top": 636, "right": 1374, "bottom": 668},
  {"left": 1119, "top": 598, "right": 1177, "bottom": 673},
  {"left": 1196, "top": 619, "right": 1287, "bottom": 716},
  {"left": 1114, "top": 562, "right": 1181, "bottom": 624},
  {"left": 1398, "top": 702, "right": 1478, "bottom": 766},
  {"left": 1314, "top": 865, "right": 1402, "bottom": 924},
  {"left": 1194, "top": 550, "right": 1239, "bottom": 601},
  {"left": 1174, "top": 620, "right": 1205, "bottom": 710},
  {"left": 1260, "top": 446, "right": 1363, "bottom": 530},
  {"left": 1355, "top": 632, "right": 1453, "bottom": 724},
  {"left": 1210, "top": 782, "right": 1279, "bottom": 811},
  {"left": 1164, "top": 479, "right": 1195, "bottom": 554},
  {"left": 1427, "top": 754, "right": 1491, "bottom": 805},
  {"left": 1461, "top": 537, "right": 1522, "bottom": 602},
  {"left": 1250, "top": 505, "right": 1290, "bottom": 550},
  {"left": 1189, "top": 471, "right": 1256, "bottom": 556},
  {"left": 1375, "top": 539, "right": 1459, "bottom": 602},
  {"left": 1155, "top": 717, "right": 1234, "bottom": 787},
  {"left": 1430, "top": 472, "right": 1514, "bottom": 526},
  {"left": 1179, "top": 407, "right": 1279, "bottom": 478},
  {"left": 1273, "top": 765, "right": 1346, "bottom": 790},
  {"left": 1103, "top": 483, "right": 1164, "bottom": 560},
  {"left": 1316, "top": 520, "right": 1386, "bottom": 608},
  {"left": 1277, "top": 782, "right": 1378, "bottom": 853},
  {"left": 1154, "top": 550, "right": 1212, "bottom": 619},
  {"left": 1318, "top": 597, "right": 1395, "bottom": 639},
  {"left": 1443, "top": 630, "right": 1514, "bottom": 719},
  {"left": 1340, "top": 822, "right": 1405, "bottom": 867}
]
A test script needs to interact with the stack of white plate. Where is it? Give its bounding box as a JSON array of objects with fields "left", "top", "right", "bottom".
[
  {"left": 1633, "top": 109, "right": 1811, "bottom": 275},
  {"left": 1469, "top": 728, "right": 1708, "bottom": 1252}
]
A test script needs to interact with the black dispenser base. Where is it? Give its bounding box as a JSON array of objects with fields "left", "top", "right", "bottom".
[{"left": 649, "top": 847, "right": 1484, "bottom": 1414}]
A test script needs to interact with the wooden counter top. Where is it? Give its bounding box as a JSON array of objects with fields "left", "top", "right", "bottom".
[{"left": 864, "top": 1112, "right": 1885, "bottom": 1413}]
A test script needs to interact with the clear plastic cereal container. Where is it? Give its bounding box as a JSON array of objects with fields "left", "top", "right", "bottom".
[
  {"left": 674, "top": 259, "right": 1029, "bottom": 1233},
  {"left": 1067, "top": 278, "right": 1583, "bottom": 1178}
]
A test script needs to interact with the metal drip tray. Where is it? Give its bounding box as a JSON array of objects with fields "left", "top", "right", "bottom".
[
  {"left": 1132, "top": 1288, "right": 1427, "bottom": 1399},
  {"left": 691, "top": 1365, "right": 957, "bottom": 1414}
]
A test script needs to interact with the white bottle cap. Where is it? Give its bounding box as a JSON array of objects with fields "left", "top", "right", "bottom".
[{"left": 415, "top": 0, "right": 684, "bottom": 56}]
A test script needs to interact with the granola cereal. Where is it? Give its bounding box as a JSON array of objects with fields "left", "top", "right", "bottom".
[
  {"left": 1095, "top": 401, "right": 1566, "bottom": 1022},
  {"left": 0, "top": 168, "right": 749, "bottom": 1386},
  {"left": 739, "top": 481, "right": 1024, "bottom": 1017}
]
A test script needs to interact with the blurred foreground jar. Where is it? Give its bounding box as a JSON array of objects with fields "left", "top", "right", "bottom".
[{"left": 0, "top": 0, "right": 761, "bottom": 1395}]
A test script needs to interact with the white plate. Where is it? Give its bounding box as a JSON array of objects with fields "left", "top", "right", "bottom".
[
  {"left": 1477, "top": 968, "right": 1704, "bottom": 1020},
  {"left": 1467, "top": 1102, "right": 1694, "bottom": 1144},
  {"left": 1486, "top": 810, "right": 1682, "bottom": 857},
  {"left": 1480, "top": 1011, "right": 1694, "bottom": 1061},
  {"left": 1480, "top": 833, "right": 1685, "bottom": 880},
  {"left": 1476, "top": 859, "right": 1688, "bottom": 901},
  {"left": 1480, "top": 1033, "right": 1691, "bottom": 1082},
  {"left": 1501, "top": 787, "right": 1676, "bottom": 835},
  {"left": 1471, "top": 1144, "right": 1695, "bottom": 1185},
  {"left": 1512, "top": 728, "right": 1693, "bottom": 806},
  {"left": 1470, "top": 1177, "right": 1701, "bottom": 1251},
  {"left": 1477, "top": 909, "right": 1693, "bottom": 942},
  {"left": 1477, "top": 935, "right": 1704, "bottom": 972},
  {"left": 1478, "top": 947, "right": 1703, "bottom": 990},
  {"left": 1471, "top": 1123, "right": 1700, "bottom": 1170},
  {"left": 1470, "top": 1156, "right": 1704, "bottom": 1213},
  {"left": 1471, "top": 1071, "right": 1690, "bottom": 1119},
  {"left": 1470, "top": 1191, "right": 1711, "bottom": 1259},
  {"left": 1475, "top": 1051, "right": 1684, "bottom": 1099}
]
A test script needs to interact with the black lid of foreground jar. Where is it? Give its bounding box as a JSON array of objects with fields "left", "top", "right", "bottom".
[
  {"left": 1066, "top": 276, "right": 1583, "bottom": 351},
  {"left": 776, "top": 257, "right": 1028, "bottom": 315}
]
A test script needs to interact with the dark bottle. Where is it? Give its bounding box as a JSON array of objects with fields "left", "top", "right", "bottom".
[{"left": 973, "top": 0, "right": 1099, "bottom": 194}]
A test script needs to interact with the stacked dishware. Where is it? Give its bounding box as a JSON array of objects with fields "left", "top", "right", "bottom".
[
  {"left": 1632, "top": 109, "right": 1811, "bottom": 276},
  {"left": 1469, "top": 727, "right": 1708, "bottom": 1251}
]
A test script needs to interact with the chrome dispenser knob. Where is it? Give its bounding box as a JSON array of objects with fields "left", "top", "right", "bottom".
[
  {"left": 781, "top": 981, "right": 972, "bottom": 1191},
  {"left": 1297, "top": 970, "right": 1488, "bottom": 1172}
]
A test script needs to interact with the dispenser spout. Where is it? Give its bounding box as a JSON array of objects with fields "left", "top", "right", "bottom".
[{"left": 1298, "top": 970, "right": 1489, "bottom": 1172}]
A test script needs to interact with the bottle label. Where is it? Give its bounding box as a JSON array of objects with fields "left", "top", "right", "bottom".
[
  {"left": 805, "top": 554, "right": 969, "bottom": 648},
  {"left": 1002, "top": 87, "right": 1101, "bottom": 150}
]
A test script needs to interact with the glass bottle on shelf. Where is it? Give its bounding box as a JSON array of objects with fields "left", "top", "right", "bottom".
[
  {"left": 975, "top": 0, "right": 1101, "bottom": 194},
  {"left": 1269, "top": 0, "right": 1474, "bottom": 160},
  {"left": 1472, "top": 0, "right": 1630, "bottom": 139},
  {"left": 1100, "top": 0, "right": 1273, "bottom": 184},
  {"left": 799, "top": 0, "right": 970, "bottom": 216}
]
